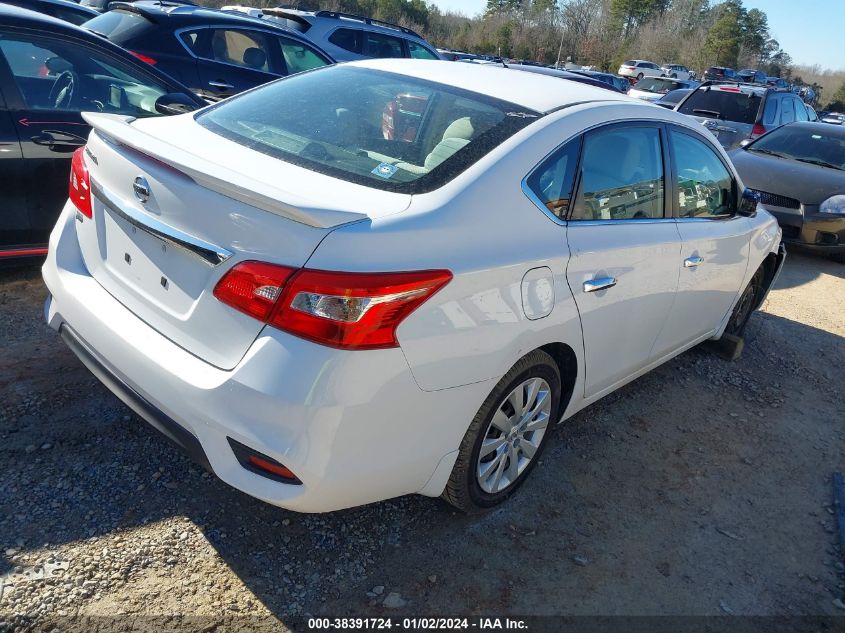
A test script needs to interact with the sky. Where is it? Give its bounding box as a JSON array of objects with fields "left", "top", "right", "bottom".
[{"left": 426, "top": 0, "right": 845, "bottom": 70}]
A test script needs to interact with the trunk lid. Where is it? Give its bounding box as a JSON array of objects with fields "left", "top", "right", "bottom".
[{"left": 76, "top": 113, "right": 411, "bottom": 369}]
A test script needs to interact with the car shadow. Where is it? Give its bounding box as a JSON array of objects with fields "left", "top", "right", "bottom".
[{"left": 1, "top": 259, "right": 843, "bottom": 621}]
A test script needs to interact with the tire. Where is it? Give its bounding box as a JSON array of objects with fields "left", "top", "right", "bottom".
[
  {"left": 671, "top": 73, "right": 677, "bottom": 78},
  {"left": 724, "top": 265, "right": 765, "bottom": 337},
  {"left": 442, "top": 350, "right": 561, "bottom": 513}
]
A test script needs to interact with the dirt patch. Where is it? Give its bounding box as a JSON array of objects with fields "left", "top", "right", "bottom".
[{"left": 0, "top": 254, "right": 843, "bottom": 628}]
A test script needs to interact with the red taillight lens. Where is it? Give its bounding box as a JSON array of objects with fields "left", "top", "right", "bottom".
[
  {"left": 213, "top": 261, "right": 297, "bottom": 321},
  {"left": 270, "top": 269, "right": 452, "bottom": 350},
  {"left": 69, "top": 147, "right": 92, "bottom": 219},
  {"left": 213, "top": 264, "right": 452, "bottom": 350},
  {"left": 129, "top": 50, "right": 157, "bottom": 65},
  {"left": 750, "top": 123, "right": 766, "bottom": 138}
]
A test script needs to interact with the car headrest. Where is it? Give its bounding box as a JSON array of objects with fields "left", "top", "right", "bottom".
[
  {"left": 243, "top": 47, "right": 267, "bottom": 69},
  {"left": 442, "top": 117, "right": 474, "bottom": 142}
]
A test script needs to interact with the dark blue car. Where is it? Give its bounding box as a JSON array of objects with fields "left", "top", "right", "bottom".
[{"left": 83, "top": 2, "right": 335, "bottom": 101}]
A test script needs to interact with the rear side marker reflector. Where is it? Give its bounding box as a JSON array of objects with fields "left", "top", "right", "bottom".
[
  {"left": 214, "top": 262, "right": 452, "bottom": 350},
  {"left": 227, "top": 437, "right": 301, "bottom": 484}
]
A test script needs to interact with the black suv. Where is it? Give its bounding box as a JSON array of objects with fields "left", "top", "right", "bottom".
[{"left": 83, "top": 2, "right": 334, "bottom": 100}]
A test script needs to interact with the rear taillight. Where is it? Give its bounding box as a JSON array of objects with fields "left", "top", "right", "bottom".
[
  {"left": 213, "top": 261, "right": 297, "bottom": 321},
  {"left": 750, "top": 122, "right": 766, "bottom": 138},
  {"left": 129, "top": 50, "right": 157, "bottom": 65},
  {"left": 214, "top": 263, "right": 452, "bottom": 350},
  {"left": 69, "top": 147, "right": 92, "bottom": 219}
]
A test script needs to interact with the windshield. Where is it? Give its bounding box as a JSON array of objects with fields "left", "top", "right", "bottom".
[
  {"left": 83, "top": 10, "right": 152, "bottom": 43},
  {"left": 197, "top": 66, "right": 538, "bottom": 193},
  {"left": 633, "top": 77, "right": 682, "bottom": 93},
  {"left": 749, "top": 125, "right": 845, "bottom": 170},
  {"left": 678, "top": 88, "right": 762, "bottom": 123}
]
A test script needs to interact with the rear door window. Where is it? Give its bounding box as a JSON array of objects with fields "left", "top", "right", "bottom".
[
  {"left": 208, "top": 29, "right": 274, "bottom": 72},
  {"left": 525, "top": 137, "right": 581, "bottom": 220},
  {"left": 364, "top": 32, "right": 405, "bottom": 58},
  {"left": 179, "top": 29, "right": 203, "bottom": 54},
  {"left": 328, "top": 28, "right": 362, "bottom": 55},
  {"left": 571, "top": 126, "right": 665, "bottom": 221}
]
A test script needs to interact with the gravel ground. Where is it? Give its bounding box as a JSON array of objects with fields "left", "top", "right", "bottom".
[{"left": 0, "top": 252, "right": 844, "bottom": 631}]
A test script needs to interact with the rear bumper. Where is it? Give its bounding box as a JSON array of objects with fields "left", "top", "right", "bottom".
[
  {"left": 768, "top": 208, "right": 845, "bottom": 254},
  {"left": 58, "top": 322, "right": 212, "bottom": 472},
  {"left": 42, "top": 203, "right": 489, "bottom": 512}
]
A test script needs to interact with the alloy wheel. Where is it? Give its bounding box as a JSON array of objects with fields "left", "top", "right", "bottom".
[{"left": 476, "top": 377, "right": 551, "bottom": 494}]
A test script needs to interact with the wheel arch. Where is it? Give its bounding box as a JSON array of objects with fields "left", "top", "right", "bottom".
[
  {"left": 538, "top": 341, "right": 578, "bottom": 421},
  {"left": 754, "top": 243, "right": 786, "bottom": 311}
]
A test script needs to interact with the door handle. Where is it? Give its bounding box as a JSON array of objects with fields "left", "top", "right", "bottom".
[
  {"left": 583, "top": 277, "right": 617, "bottom": 293},
  {"left": 31, "top": 130, "right": 86, "bottom": 151},
  {"left": 208, "top": 80, "right": 234, "bottom": 90},
  {"left": 684, "top": 256, "right": 704, "bottom": 268}
]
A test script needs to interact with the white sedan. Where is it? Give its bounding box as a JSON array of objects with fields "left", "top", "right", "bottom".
[{"left": 43, "top": 60, "right": 784, "bottom": 513}]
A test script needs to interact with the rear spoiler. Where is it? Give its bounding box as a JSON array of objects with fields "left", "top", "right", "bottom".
[
  {"left": 260, "top": 8, "right": 312, "bottom": 32},
  {"left": 82, "top": 112, "right": 369, "bottom": 229}
]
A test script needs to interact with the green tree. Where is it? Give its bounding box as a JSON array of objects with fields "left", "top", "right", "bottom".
[
  {"left": 496, "top": 21, "right": 514, "bottom": 56},
  {"left": 611, "top": 0, "right": 666, "bottom": 38},
  {"left": 741, "top": 7, "right": 768, "bottom": 65},
  {"left": 704, "top": 0, "right": 744, "bottom": 67}
]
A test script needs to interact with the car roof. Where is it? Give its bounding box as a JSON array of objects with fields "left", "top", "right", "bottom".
[
  {"left": 114, "top": 1, "right": 312, "bottom": 33},
  {"left": 7, "top": 0, "right": 96, "bottom": 11},
  {"left": 349, "top": 59, "right": 634, "bottom": 112},
  {"left": 509, "top": 65, "right": 623, "bottom": 92},
  {"left": 0, "top": 2, "right": 92, "bottom": 32}
]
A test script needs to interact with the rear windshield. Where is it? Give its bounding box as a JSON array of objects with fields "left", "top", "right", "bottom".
[
  {"left": 83, "top": 9, "right": 152, "bottom": 42},
  {"left": 634, "top": 77, "right": 683, "bottom": 93},
  {"left": 678, "top": 88, "right": 762, "bottom": 124},
  {"left": 196, "top": 66, "right": 539, "bottom": 193},
  {"left": 622, "top": 60, "right": 635, "bottom": 66}
]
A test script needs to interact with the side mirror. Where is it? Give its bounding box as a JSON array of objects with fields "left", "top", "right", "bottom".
[
  {"left": 738, "top": 187, "right": 760, "bottom": 217},
  {"left": 739, "top": 138, "right": 754, "bottom": 149},
  {"left": 154, "top": 93, "right": 199, "bottom": 115}
]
